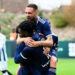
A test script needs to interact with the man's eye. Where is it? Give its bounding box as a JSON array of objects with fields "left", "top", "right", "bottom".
[
  {"left": 28, "top": 12, "right": 32, "bottom": 14},
  {"left": 25, "top": 12, "right": 32, "bottom": 14}
]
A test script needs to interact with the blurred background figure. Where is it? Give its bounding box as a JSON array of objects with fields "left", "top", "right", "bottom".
[
  {"left": 0, "top": 26, "right": 12, "bottom": 75},
  {"left": 10, "top": 28, "right": 17, "bottom": 40}
]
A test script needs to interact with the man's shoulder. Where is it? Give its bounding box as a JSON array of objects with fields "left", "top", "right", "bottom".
[
  {"left": 38, "top": 16, "right": 46, "bottom": 24},
  {"left": 19, "top": 19, "right": 26, "bottom": 25},
  {"left": 38, "top": 16, "right": 50, "bottom": 25},
  {"left": 51, "top": 33, "right": 58, "bottom": 41},
  {"left": 52, "top": 33, "right": 58, "bottom": 37},
  {"left": 0, "top": 33, "right": 6, "bottom": 39},
  {"left": 17, "top": 42, "right": 25, "bottom": 50},
  {"left": 18, "top": 42, "right": 25, "bottom": 46}
]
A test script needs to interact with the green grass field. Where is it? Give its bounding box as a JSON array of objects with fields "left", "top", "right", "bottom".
[{"left": 0, "top": 58, "right": 75, "bottom": 75}]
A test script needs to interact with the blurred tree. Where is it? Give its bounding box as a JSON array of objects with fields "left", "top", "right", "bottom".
[{"left": 60, "top": 1, "right": 75, "bottom": 26}]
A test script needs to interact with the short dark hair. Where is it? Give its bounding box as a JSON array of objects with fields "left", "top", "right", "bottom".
[
  {"left": 27, "top": 4, "right": 38, "bottom": 11},
  {"left": 16, "top": 17, "right": 37, "bottom": 37}
]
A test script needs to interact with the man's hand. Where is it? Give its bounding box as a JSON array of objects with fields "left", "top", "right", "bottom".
[
  {"left": 23, "top": 37, "right": 33, "bottom": 44},
  {"left": 17, "top": 37, "right": 32, "bottom": 44},
  {"left": 43, "top": 47, "right": 50, "bottom": 55},
  {"left": 26, "top": 41, "right": 40, "bottom": 47},
  {"left": 17, "top": 36, "right": 40, "bottom": 47}
]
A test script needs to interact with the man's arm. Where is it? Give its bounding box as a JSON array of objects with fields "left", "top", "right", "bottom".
[
  {"left": 28, "top": 19, "right": 53, "bottom": 47},
  {"left": 38, "top": 35, "right": 53, "bottom": 47},
  {"left": 14, "top": 42, "right": 26, "bottom": 63},
  {"left": 0, "top": 36, "right": 6, "bottom": 50},
  {"left": 17, "top": 36, "right": 33, "bottom": 44},
  {"left": 25, "top": 35, "right": 53, "bottom": 47},
  {"left": 14, "top": 45, "right": 36, "bottom": 63},
  {"left": 17, "top": 20, "right": 53, "bottom": 47},
  {"left": 0, "top": 41, "right": 3, "bottom": 49}
]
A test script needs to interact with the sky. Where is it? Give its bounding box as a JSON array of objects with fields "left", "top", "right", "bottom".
[{"left": 29, "top": 0, "right": 72, "bottom": 10}]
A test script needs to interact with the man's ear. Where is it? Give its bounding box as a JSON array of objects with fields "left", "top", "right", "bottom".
[
  {"left": 24, "top": 32, "right": 29, "bottom": 37},
  {"left": 35, "top": 10, "right": 38, "bottom": 17}
]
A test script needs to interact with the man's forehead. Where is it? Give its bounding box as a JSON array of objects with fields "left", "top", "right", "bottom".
[{"left": 25, "top": 7, "right": 34, "bottom": 11}]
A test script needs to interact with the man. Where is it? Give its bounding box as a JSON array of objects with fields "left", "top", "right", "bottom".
[
  {"left": 17, "top": 4, "right": 53, "bottom": 47},
  {"left": 15, "top": 18, "right": 49, "bottom": 75},
  {"left": 17, "top": 4, "right": 57, "bottom": 75},
  {"left": 0, "top": 26, "right": 12, "bottom": 75}
]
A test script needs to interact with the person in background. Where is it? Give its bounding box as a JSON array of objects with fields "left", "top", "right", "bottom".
[
  {"left": 0, "top": 26, "right": 12, "bottom": 75},
  {"left": 10, "top": 28, "right": 17, "bottom": 40}
]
